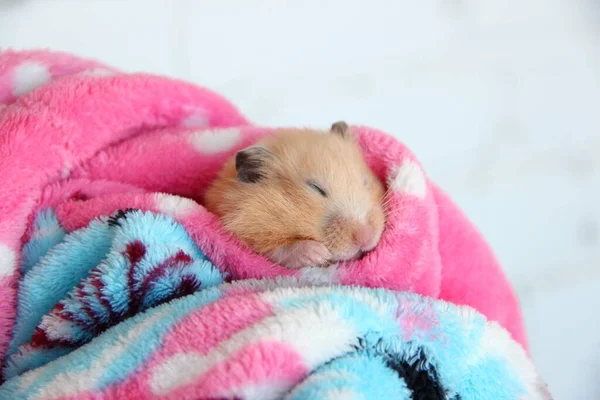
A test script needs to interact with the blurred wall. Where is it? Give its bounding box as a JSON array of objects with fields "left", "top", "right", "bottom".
[{"left": 1, "top": 1, "right": 599, "bottom": 398}]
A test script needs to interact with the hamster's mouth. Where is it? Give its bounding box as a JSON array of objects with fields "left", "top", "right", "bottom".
[{"left": 331, "top": 234, "right": 382, "bottom": 262}]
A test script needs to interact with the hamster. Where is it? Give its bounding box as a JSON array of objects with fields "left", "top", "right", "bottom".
[{"left": 204, "top": 121, "right": 386, "bottom": 269}]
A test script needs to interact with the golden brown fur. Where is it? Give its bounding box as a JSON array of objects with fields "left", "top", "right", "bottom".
[{"left": 204, "top": 124, "right": 385, "bottom": 267}]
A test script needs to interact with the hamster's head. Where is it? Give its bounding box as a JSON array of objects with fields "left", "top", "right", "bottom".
[{"left": 204, "top": 122, "right": 386, "bottom": 266}]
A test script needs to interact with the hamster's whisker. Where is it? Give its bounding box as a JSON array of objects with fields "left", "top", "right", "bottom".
[
  {"left": 380, "top": 195, "right": 395, "bottom": 210},
  {"left": 380, "top": 187, "right": 395, "bottom": 207},
  {"left": 380, "top": 196, "right": 393, "bottom": 209}
]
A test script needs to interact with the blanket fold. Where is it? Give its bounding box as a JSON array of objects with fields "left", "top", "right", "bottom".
[{"left": 0, "top": 50, "right": 549, "bottom": 399}]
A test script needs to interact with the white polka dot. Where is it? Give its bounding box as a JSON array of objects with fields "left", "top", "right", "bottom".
[
  {"left": 189, "top": 128, "right": 240, "bottom": 154},
  {"left": 0, "top": 243, "right": 16, "bottom": 278},
  {"left": 182, "top": 110, "right": 208, "bottom": 127},
  {"left": 388, "top": 160, "right": 427, "bottom": 199},
  {"left": 12, "top": 62, "right": 51, "bottom": 97},
  {"left": 155, "top": 194, "right": 198, "bottom": 218},
  {"left": 61, "top": 160, "right": 73, "bottom": 179},
  {"left": 79, "top": 68, "right": 116, "bottom": 77}
]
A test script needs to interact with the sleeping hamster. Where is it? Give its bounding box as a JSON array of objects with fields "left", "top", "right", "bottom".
[{"left": 204, "top": 121, "right": 386, "bottom": 269}]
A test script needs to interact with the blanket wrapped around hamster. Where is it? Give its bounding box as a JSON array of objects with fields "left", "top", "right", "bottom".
[{"left": 0, "top": 50, "right": 551, "bottom": 399}]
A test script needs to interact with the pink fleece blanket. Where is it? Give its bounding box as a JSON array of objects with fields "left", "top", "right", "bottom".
[{"left": 0, "top": 49, "right": 526, "bottom": 374}]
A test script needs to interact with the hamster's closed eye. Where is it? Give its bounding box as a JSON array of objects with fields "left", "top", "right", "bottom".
[{"left": 306, "top": 179, "right": 328, "bottom": 197}]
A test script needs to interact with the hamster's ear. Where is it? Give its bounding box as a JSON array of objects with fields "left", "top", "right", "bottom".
[
  {"left": 235, "top": 146, "right": 273, "bottom": 183},
  {"left": 330, "top": 121, "right": 352, "bottom": 140}
]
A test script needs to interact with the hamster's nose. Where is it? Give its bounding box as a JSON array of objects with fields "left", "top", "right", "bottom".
[{"left": 352, "top": 224, "right": 376, "bottom": 250}]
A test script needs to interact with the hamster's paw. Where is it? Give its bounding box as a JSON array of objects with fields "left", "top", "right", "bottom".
[{"left": 268, "top": 240, "right": 332, "bottom": 269}]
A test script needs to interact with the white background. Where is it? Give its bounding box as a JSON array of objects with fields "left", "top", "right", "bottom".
[{"left": 1, "top": 1, "right": 599, "bottom": 398}]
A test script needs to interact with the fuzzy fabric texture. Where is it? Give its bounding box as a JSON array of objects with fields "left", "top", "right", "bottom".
[
  {"left": 4, "top": 210, "right": 224, "bottom": 380},
  {"left": 0, "top": 49, "right": 545, "bottom": 398},
  {"left": 0, "top": 275, "right": 550, "bottom": 399}
]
